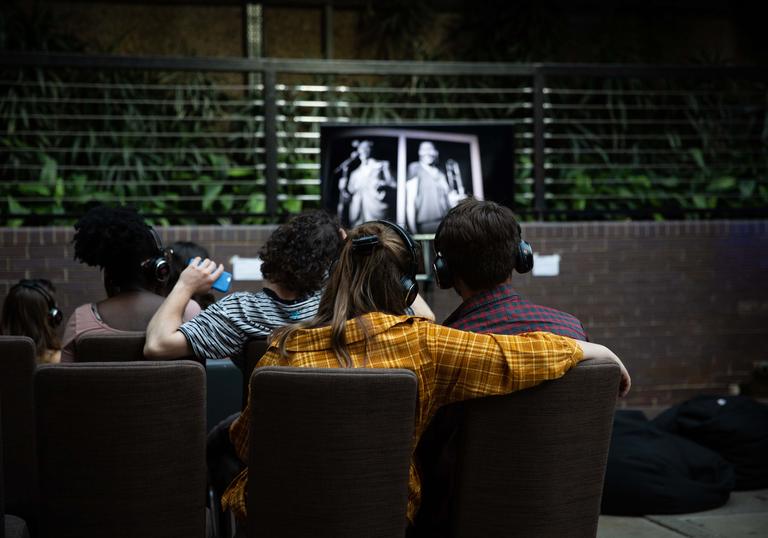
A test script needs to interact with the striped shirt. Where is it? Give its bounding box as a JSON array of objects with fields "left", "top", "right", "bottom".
[
  {"left": 221, "top": 312, "right": 584, "bottom": 523},
  {"left": 178, "top": 288, "right": 322, "bottom": 360}
]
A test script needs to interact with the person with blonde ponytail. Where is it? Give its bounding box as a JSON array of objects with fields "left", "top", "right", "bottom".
[{"left": 185, "top": 220, "right": 631, "bottom": 529}]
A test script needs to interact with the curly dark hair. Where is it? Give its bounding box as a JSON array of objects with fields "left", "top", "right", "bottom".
[
  {"left": 259, "top": 210, "right": 342, "bottom": 297},
  {"left": 72, "top": 205, "right": 159, "bottom": 290}
]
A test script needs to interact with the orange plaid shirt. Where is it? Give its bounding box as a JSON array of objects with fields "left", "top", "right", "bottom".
[{"left": 222, "top": 313, "right": 583, "bottom": 523}]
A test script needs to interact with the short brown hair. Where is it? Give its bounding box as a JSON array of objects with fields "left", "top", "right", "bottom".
[{"left": 434, "top": 198, "right": 521, "bottom": 291}]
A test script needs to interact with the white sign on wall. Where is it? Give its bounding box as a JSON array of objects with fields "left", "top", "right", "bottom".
[
  {"left": 230, "top": 256, "right": 263, "bottom": 281},
  {"left": 532, "top": 253, "right": 560, "bottom": 277}
]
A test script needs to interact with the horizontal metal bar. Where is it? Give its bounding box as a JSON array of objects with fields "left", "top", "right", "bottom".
[
  {"left": 275, "top": 101, "right": 532, "bottom": 110},
  {"left": 4, "top": 96, "right": 262, "bottom": 107},
  {"left": 278, "top": 86, "right": 534, "bottom": 95},
  {"left": 0, "top": 130, "right": 320, "bottom": 139},
  {"left": 544, "top": 103, "right": 765, "bottom": 112},
  {"left": 542, "top": 177, "right": 768, "bottom": 185},
  {"left": 543, "top": 148, "right": 767, "bottom": 155},
  {"left": 2, "top": 113, "right": 262, "bottom": 122},
  {"left": 538, "top": 64, "right": 768, "bottom": 79},
  {"left": 2, "top": 146, "right": 319, "bottom": 155},
  {"left": 0, "top": 178, "right": 321, "bottom": 187},
  {"left": 4, "top": 52, "right": 766, "bottom": 79},
  {"left": 543, "top": 133, "right": 760, "bottom": 141},
  {"left": 544, "top": 118, "right": 761, "bottom": 125},
  {"left": 547, "top": 193, "right": 755, "bottom": 200},
  {"left": 545, "top": 88, "right": 768, "bottom": 97},
  {"left": 543, "top": 163, "right": 763, "bottom": 170},
  {"left": 2, "top": 163, "right": 319, "bottom": 172},
  {"left": 0, "top": 79, "right": 258, "bottom": 91},
  {"left": 0, "top": 52, "right": 537, "bottom": 76}
]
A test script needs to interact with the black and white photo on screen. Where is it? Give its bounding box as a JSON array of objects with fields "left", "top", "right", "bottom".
[{"left": 322, "top": 127, "right": 487, "bottom": 234}]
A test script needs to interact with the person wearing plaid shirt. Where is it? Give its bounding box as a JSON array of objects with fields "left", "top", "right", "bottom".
[
  {"left": 414, "top": 198, "right": 590, "bottom": 536},
  {"left": 178, "top": 220, "right": 630, "bottom": 532}
]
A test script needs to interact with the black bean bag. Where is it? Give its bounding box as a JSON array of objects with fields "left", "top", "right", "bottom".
[
  {"left": 652, "top": 395, "right": 768, "bottom": 490},
  {"left": 601, "top": 410, "right": 735, "bottom": 515}
]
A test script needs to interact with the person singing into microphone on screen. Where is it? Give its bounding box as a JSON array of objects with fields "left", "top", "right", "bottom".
[{"left": 337, "top": 139, "right": 396, "bottom": 227}]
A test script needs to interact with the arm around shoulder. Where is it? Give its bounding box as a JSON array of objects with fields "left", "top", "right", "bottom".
[{"left": 575, "top": 340, "right": 631, "bottom": 397}]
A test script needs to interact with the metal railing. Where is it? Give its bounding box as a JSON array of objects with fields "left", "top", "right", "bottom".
[{"left": 1, "top": 52, "right": 766, "bottom": 224}]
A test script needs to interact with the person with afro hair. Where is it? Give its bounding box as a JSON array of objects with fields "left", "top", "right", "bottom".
[
  {"left": 60, "top": 205, "right": 201, "bottom": 361},
  {"left": 145, "top": 209, "right": 347, "bottom": 361}
]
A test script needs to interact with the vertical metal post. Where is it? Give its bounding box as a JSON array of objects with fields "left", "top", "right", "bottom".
[
  {"left": 263, "top": 69, "right": 278, "bottom": 218},
  {"left": 322, "top": 2, "right": 334, "bottom": 60},
  {"left": 244, "top": 3, "right": 263, "bottom": 90},
  {"left": 533, "top": 68, "right": 546, "bottom": 218}
]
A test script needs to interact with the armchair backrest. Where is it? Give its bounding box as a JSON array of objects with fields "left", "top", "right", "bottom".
[
  {"left": 34, "top": 361, "right": 207, "bottom": 538},
  {"left": 76, "top": 333, "right": 203, "bottom": 366},
  {"left": 449, "top": 356, "right": 621, "bottom": 538},
  {"left": 247, "top": 366, "right": 417, "bottom": 538},
  {"left": 0, "top": 336, "right": 37, "bottom": 524}
]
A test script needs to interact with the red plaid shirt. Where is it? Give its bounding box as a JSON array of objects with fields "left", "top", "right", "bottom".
[{"left": 444, "top": 283, "right": 588, "bottom": 340}]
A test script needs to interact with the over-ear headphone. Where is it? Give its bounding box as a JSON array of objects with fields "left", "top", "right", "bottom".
[
  {"left": 141, "top": 227, "right": 171, "bottom": 283},
  {"left": 18, "top": 279, "right": 63, "bottom": 327},
  {"left": 432, "top": 220, "right": 534, "bottom": 290},
  {"left": 351, "top": 220, "right": 419, "bottom": 307}
]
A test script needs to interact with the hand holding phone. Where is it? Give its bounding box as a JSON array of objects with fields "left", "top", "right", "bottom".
[{"left": 188, "top": 258, "right": 233, "bottom": 293}]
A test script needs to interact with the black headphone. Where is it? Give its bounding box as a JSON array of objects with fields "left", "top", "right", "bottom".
[
  {"left": 17, "top": 279, "right": 63, "bottom": 327},
  {"left": 432, "top": 220, "right": 534, "bottom": 289},
  {"left": 351, "top": 220, "right": 419, "bottom": 307},
  {"left": 141, "top": 227, "right": 171, "bottom": 283}
]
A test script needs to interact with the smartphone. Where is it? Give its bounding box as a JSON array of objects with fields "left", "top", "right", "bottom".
[{"left": 188, "top": 258, "right": 233, "bottom": 293}]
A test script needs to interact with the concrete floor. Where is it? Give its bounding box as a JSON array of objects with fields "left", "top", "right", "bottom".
[{"left": 597, "top": 489, "right": 768, "bottom": 538}]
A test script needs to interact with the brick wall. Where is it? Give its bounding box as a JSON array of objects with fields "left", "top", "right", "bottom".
[{"left": 2, "top": 221, "right": 767, "bottom": 407}]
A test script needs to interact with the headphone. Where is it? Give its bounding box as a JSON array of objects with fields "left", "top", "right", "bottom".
[
  {"left": 140, "top": 227, "right": 171, "bottom": 283},
  {"left": 351, "top": 220, "right": 419, "bottom": 307},
  {"left": 432, "top": 220, "right": 534, "bottom": 290},
  {"left": 17, "top": 279, "right": 63, "bottom": 327}
]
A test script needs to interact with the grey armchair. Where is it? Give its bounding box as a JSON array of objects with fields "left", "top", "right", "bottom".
[
  {"left": 246, "top": 366, "right": 418, "bottom": 538},
  {"left": 446, "top": 356, "right": 621, "bottom": 538},
  {"left": 0, "top": 336, "right": 37, "bottom": 529},
  {"left": 34, "top": 361, "right": 207, "bottom": 538}
]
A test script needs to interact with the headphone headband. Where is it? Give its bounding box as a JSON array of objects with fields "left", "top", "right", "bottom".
[
  {"left": 353, "top": 220, "right": 419, "bottom": 307},
  {"left": 141, "top": 226, "right": 171, "bottom": 282},
  {"left": 372, "top": 220, "right": 419, "bottom": 280},
  {"left": 432, "top": 214, "right": 533, "bottom": 289}
]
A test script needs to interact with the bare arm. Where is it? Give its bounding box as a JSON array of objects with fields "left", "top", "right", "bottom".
[
  {"left": 576, "top": 340, "right": 632, "bottom": 397},
  {"left": 410, "top": 293, "right": 435, "bottom": 321},
  {"left": 144, "top": 257, "right": 224, "bottom": 359}
]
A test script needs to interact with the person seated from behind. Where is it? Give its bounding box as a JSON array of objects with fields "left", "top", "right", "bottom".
[
  {"left": 144, "top": 210, "right": 346, "bottom": 361},
  {"left": 436, "top": 197, "right": 586, "bottom": 338},
  {"left": 413, "top": 197, "right": 589, "bottom": 536},
  {"left": 166, "top": 240, "right": 216, "bottom": 309},
  {"left": 60, "top": 205, "right": 201, "bottom": 362},
  {"left": 175, "top": 219, "right": 630, "bottom": 530},
  {"left": 1, "top": 278, "right": 63, "bottom": 364}
]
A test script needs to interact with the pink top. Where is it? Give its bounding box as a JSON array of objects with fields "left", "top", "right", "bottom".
[{"left": 60, "top": 300, "right": 201, "bottom": 362}]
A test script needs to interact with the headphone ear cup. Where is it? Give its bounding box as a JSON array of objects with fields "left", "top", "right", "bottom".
[
  {"left": 401, "top": 275, "right": 419, "bottom": 307},
  {"left": 432, "top": 253, "right": 453, "bottom": 289},
  {"left": 516, "top": 240, "right": 534, "bottom": 274},
  {"left": 49, "top": 306, "right": 63, "bottom": 328},
  {"left": 155, "top": 257, "right": 170, "bottom": 282}
]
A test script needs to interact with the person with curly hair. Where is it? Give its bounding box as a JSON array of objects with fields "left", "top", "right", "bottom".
[
  {"left": 60, "top": 205, "right": 201, "bottom": 362},
  {"left": 145, "top": 209, "right": 348, "bottom": 361},
  {"left": 1, "top": 278, "right": 63, "bottom": 364}
]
